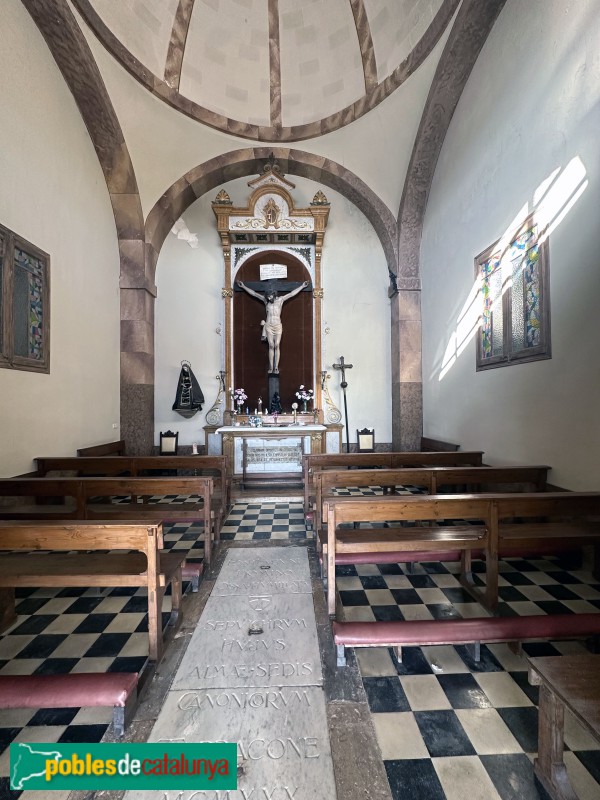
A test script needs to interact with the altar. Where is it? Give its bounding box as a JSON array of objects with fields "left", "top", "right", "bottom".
[{"left": 215, "top": 424, "right": 327, "bottom": 487}]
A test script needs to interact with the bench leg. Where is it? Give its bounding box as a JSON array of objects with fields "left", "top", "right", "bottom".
[
  {"left": 204, "top": 517, "right": 212, "bottom": 566},
  {"left": 147, "top": 587, "right": 163, "bottom": 663},
  {"left": 212, "top": 511, "right": 222, "bottom": 543},
  {"left": 112, "top": 687, "right": 138, "bottom": 738},
  {"left": 461, "top": 550, "right": 474, "bottom": 585},
  {"left": 534, "top": 684, "right": 578, "bottom": 800},
  {"left": 336, "top": 644, "right": 347, "bottom": 667},
  {"left": 327, "top": 547, "right": 336, "bottom": 617},
  {"left": 466, "top": 641, "right": 481, "bottom": 662},
  {"left": 508, "top": 640, "right": 523, "bottom": 657},
  {"left": 392, "top": 646, "right": 403, "bottom": 663},
  {"left": 0, "top": 589, "right": 16, "bottom": 634},
  {"left": 169, "top": 568, "right": 183, "bottom": 627}
]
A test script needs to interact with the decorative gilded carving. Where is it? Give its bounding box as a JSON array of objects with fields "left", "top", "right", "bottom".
[
  {"left": 321, "top": 371, "right": 342, "bottom": 424},
  {"left": 313, "top": 288, "right": 324, "bottom": 299},
  {"left": 221, "top": 288, "right": 233, "bottom": 298},
  {"left": 213, "top": 189, "right": 232, "bottom": 205},
  {"left": 311, "top": 190, "right": 330, "bottom": 206},
  {"left": 205, "top": 372, "right": 227, "bottom": 426},
  {"left": 231, "top": 215, "right": 310, "bottom": 231},
  {"left": 263, "top": 153, "right": 282, "bottom": 174}
]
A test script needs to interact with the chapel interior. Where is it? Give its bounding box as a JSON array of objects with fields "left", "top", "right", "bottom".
[{"left": 1, "top": 1, "right": 600, "bottom": 799}]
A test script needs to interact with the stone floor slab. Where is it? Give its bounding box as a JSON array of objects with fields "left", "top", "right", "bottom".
[
  {"left": 123, "top": 686, "right": 336, "bottom": 800},
  {"left": 214, "top": 549, "right": 312, "bottom": 597},
  {"left": 173, "top": 591, "right": 322, "bottom": 689}
]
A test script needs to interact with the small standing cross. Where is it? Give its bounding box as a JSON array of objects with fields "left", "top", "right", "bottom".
[{"left": 333, "top": 356, "right": 353, "bottom": 388}]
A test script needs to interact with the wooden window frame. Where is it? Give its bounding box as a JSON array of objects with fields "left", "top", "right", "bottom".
[
  {"left": 475, "top": 215, "right": 551, "bottom": 371},
  {"left": 0, "top": 223, "right": 50, "bottom": 373}
]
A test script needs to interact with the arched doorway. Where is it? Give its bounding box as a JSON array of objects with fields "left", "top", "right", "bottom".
[{"left": 234, "top": 251, "right": 313, "bottom": 412}]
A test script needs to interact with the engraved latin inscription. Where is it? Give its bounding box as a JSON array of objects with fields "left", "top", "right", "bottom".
[
  {"left": 204, "top": 619, "right": 308, "bottom": 632},
  {"left": 221, "top": 638, "right": 286, "bottom": 653},
  {"left": 194, "top": 662, "right": 313, "bottom": 680},
  {"left": 177, "top": 689, "right": 312, "bottom": 711},
  {"left": 162, "top": 788, "right": 300, "bottom": 799}
]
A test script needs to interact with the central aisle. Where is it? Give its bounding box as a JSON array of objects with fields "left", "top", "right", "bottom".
[{"left": 126, "top": 546, "right": 338, "bottom": 800}]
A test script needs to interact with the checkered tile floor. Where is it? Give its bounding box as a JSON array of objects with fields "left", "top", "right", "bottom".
[
  {"left": 339, "top": 556, "right": 600, "bottom": 800},
  {"left": 1, "top": 500, "right": 599, "bottom": 800},
  {"left": 220, "top": 501, "right": 309, "bottom": 540}
]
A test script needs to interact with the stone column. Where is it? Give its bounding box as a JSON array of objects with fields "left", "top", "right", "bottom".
[
  {"left": 391, "top": 281, "right": 422, "bottom": 452},
  {"left": 120, "top": 238, "right": 157, "bottom": 456}
]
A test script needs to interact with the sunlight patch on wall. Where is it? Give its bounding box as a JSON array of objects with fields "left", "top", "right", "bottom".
[{"left": 438, "top": 157, "right": 587, "bottom": 381}]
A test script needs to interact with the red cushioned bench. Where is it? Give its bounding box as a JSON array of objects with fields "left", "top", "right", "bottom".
[
  {"left": 333, "top": 614, "right": 600, "bottom": 667},
  {"left": 182, "top": 561, "right": 203, "bottom": 592},
  {"left": 0, "top": 673, "right": 138, "bottom": 737}
]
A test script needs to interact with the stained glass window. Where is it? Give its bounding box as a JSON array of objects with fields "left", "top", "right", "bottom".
[
  {"left": 475, "top": 215, "right": 550, "bottom": 370},
  {"left": 0, "top": 224, "right": 49, "bottom": 373}
]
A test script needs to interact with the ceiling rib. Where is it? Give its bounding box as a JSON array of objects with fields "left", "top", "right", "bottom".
[
  {"left": 348, "top": 0, "right": 378, "bottom": 92},
  {"left": 164, "top": 0, "right": 196, "bottom": 91},
  {"left": 269, "top": 0, "right": 282, "bottom": 129}
]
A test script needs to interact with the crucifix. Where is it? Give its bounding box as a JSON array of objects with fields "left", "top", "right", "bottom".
[{"left": 333, "top": 356, "right": 353, "bottom": 453}]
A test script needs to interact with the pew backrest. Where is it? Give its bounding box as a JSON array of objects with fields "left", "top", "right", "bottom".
[
  {"left": 77, "top": 440, "right": 126, "bottom": 457},
  {"left": 315, "top": 465, "right": 550, "bottom": 532},
  {"left": 36, "top": 455, "right": 230, "bottom": 511},
  {"left": 302, "top": 450, "right": 485, "bottom": 511}
]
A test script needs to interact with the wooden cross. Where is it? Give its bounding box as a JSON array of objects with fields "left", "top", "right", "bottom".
[{"left": 333, "top": 356, "right": 353, "bottom": 387}]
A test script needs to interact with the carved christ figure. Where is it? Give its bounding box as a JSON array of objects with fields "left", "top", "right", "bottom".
[{"left": 237, "top": 280, "right": 309, "bottom": 373}]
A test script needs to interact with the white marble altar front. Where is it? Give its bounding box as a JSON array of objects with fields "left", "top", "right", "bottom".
[{"left": 216, "top": 425, "right": 327, "bottom": 482}]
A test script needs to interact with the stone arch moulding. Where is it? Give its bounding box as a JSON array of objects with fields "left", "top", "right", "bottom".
[
  {"left": 146, "top": 149, "right": 399, "bottom": 452},
  {"left": 71, "top": 0, "right": 460, "bottom": 142},
  {"left": 145, "top": 148, "right": 398, "bottom": 282},
  {"left": 392, "top": 0, "right": 508, "bottom": 451},
  {"left": 22, "top": 0, "right": 153, "bottom": 457}
]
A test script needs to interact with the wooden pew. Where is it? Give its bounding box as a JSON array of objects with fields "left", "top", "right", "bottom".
[
  {"left": 322, "top": 494, "right": 493, "bottom": 615},
  {"left": 0, "top": 673, "right": 138, "bottom": 737},
  {"left": 303, "top": 450, "right": 485, "bottom": 514},
  {"left": 469, "top": 491, "right": 600, "bottom": 608},
  {"left": 36, "top": 454, "right": 230, "bottom": 531},
  {"left": 421, "top": 436, "right": 460, "bottom": 452},
  {"left": 0, "top": 475, "right": 215, "bottom": 564},
  {"left": 314, "top": 464, "right": 550, "bottom": 537},
  {"left": 322, "top": 492, "right": 600, "bottom": 615},
  {"left": 333, "top": 614, "right": 600, "bottom": 667},
  {"left": 77, "top": 440, "right": 126, "bottom": 457},
  {"left": 0, "top": 520, "right": 183, "bottom": 662}
]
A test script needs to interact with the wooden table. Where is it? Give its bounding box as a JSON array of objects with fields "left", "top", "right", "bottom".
[{"left": 528, "top": 654, "right": 600, "bottom": 800}]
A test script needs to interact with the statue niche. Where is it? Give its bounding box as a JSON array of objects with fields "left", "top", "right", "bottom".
[{"left": 234, "top": 253, "right": 313, "bottom": 412}]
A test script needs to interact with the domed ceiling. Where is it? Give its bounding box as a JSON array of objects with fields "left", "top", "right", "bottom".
[{"left": 72, "top": 0, "right": 458, "bottom": 141}]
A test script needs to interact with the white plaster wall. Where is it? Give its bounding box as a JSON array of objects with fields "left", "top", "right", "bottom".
[
  {"left": 0, "top": 0, "right": 120, "bottom": 477},
  {"left": 421, "top": 0, "right": 600, "bottom": 489},
  {"left": 155, "top": 177, "right": 391, "bottom": 446}
]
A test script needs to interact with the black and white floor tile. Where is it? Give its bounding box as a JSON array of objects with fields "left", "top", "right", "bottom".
[
  {"left": 339, "top": 556, "right": 600, "bottom": 800},
  {"left": 1, "top": 500, "right": 599, "bottom": 800}
]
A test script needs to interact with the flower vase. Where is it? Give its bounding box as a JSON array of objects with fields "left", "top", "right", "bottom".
[{"left": 302, "top": 400, "right": 308, "bottom": 413}]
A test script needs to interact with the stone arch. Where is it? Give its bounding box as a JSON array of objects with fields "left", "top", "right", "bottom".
[
  {"left": 391, "top": 0, "right": 508, "bottom": 449},
  {"left": 145, "top": 148, "right": 398, "bottom": 283},
  {"left": 23, "top": 0, "right": 153, "bottom": 454}
]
